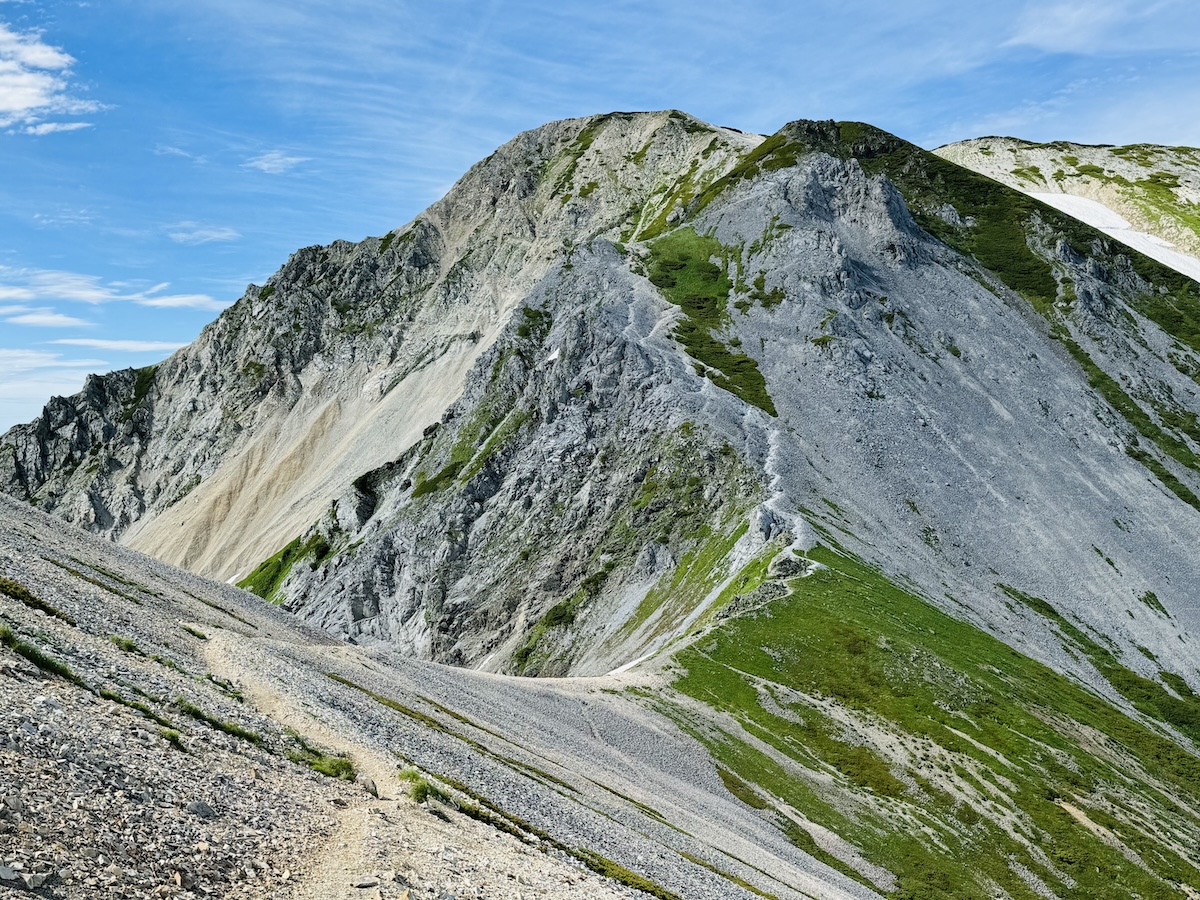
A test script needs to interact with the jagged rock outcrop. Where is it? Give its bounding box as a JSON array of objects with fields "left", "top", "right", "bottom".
[{"left": 1, "top": 111, "right": 759, "bottom": 582}]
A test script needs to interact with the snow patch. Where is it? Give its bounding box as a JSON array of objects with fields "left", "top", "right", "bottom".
[{"left": 1030, "top": 192, "right": 1200, "bottom": 282}]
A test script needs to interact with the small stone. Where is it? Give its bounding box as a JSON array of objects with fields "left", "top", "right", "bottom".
[
  {"left": 0, "top": 866, "right": 16, "bottom": 881},
  {"left": 358, "top": 775, "right": 378, "bottom": 798},
  {"left": 185, "top": 800, "right": 217, "bottom": 819},
  {"left": 352, "top": 876, "right": 379, "bottom": 888}
]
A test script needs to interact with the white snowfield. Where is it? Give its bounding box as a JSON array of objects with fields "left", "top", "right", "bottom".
[{"left": 1029, "top": 192, "right": 1200, "bottom": 282}]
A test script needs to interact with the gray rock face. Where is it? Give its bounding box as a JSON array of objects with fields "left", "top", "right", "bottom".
[
  {"left": 4, "top": 113, "right": 1200, "bottom": 690},
  {"left": 0, "top": 110, "right": 760, "bottom": 584}
]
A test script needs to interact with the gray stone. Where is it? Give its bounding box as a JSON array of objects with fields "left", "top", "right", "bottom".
[
  {"left": 21, "top": 872, "right": 48, "bottom": 889},
  {"left": 185, "top": 800, "right": 217, "bottom": 819}
]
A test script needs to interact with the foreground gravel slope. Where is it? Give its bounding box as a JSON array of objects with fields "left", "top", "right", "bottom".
[{"left": 0, "top": 493, "right": 872, "bottom": 900}]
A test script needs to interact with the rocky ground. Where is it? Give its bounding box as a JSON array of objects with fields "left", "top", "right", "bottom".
[{"left": 0, "top": 493, "right": 871, "bottom": 900}]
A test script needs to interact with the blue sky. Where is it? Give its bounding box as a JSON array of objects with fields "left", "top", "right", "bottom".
[{"left": 1, "top": 0, "right": 1198, "bottom": 429}]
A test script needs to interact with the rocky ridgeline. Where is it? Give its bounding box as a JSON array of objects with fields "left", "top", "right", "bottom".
[
  {"left": 0, "top": 111, "right": 759, "bottom": 586},
  {"left": 3, "top": 112, "right": 1200, "bottom": 688}
]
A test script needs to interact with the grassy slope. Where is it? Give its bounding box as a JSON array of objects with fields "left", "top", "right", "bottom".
[
  {"left": 642, "top": 127, "right": 1200, "bottom": 895},
  {"left": 659, "top": 544, "right": 1200, "bottom": 898},
  {"left": 645, "top": 227, "right": 777, "bottom": 416}
]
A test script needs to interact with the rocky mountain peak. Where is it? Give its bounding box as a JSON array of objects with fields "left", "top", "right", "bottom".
[{"left": 6, "top": 110, "right": 1200, "bottom": 898}]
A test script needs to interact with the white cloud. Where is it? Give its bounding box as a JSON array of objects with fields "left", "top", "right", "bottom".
[
  {"left": 1007, "top": 0, "right": 1200, "bottom": 54},
  {"left": 33, "top": 207, "right": 95, "bottom": 227},
  {"left": 24, "top": 120, "right": 91, "bottom": 135},
  {"left": 0, "top": 348, "right": 105, "bottom": 375},
  {"left": 0, "top": 266, "right": 230, "bottom": 311},
  {"left": 5, "top": 308, "right": 93, "bottom": 327},
  {"left": 166, "top": 222, "right": 241, "bottom": 245},
  {"left": 0, "top": 21, "right": 101, "bottom": 132},
  {"left": 49, "top": 338, "right": 186, "bottom": 352},
  {"left": 243, "top": 149, "right": 309, "bottom": 174},
  {"left": 135, "top": 293, "right": 229, "bottom": 311}
]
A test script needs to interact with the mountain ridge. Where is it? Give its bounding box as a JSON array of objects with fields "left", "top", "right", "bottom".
[{"left": 5, "top": 110, "right": 1200, "bottom": 897}]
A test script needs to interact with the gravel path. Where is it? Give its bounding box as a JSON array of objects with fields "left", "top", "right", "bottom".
[{"left": 0, "top": 494, "right": 875, "bottom": 900}]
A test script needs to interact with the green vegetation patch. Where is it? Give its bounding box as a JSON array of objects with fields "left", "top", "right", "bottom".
[
  {"left": 1000, "top": 584, "right": 1200, "bottom": 747},
  {"left": 574, "top": 850, "right": 682, "bottom": 900},
  {"left": 108, "top": 634, "right": 140, "bottom": 654},
  {"left": 0, "top": 576, "right": 76, "bottom": 625},
  {"left": 237, "top": 532, "right": 335, "bottom": 602},
  {"left": 718, "top": 766, "right": 769, "bottom": 809},
  {"left": 410, "top": 323, "right": 543, "bottom": 498},
  {"left": 666, "top": 543, "right": 1200, "bottom": 898},
  {"left": 647, "top": 227, "right": 776, "bottom": 415},
  {"left": 0, "top": 625, "right": 82, "bottom": 684},
  {"left": 43, "top": 557, "right": 143, "bottom": 605},
  {"left": 1053, "top": 334, "right": 1200, "bottom": 512},
  {"left": 175, "top": 698, "right": 263, "bottom": 746},
  {"left": 1010, "top": 165, "right": 1044, "bottom": 185},
  {"left": 549, "top": 118, "right": 605, "bottom": 197},
  {"left": 119, "top": 365, "right": 158, "bottom": 423},
  {"left": 512, "top": 561, "right": 617, "bottom": 673},
  {"left": 1137, "top": 590, "right": 1170, "bottom": 617},
  {"left": 411, "top": 459, "right": 465, "bottom": 498},
  {"left": 690, "top": 133, "right": 806, "bottom": 219},
  {"left": 287, "top": 732, "right": 356, "bottom": 780},
  {"left": 99, "top": 687, "right": 176, "bottom": 730},
  {"left": 399, "top": 767, "right": 453, "bottom": 804}
]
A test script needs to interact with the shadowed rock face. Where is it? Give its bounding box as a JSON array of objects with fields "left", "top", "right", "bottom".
[{"left": 4, "top": 112, "right": 1200, "bottom": 686}]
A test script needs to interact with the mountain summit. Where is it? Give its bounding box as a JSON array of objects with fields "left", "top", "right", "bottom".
[{"left": 5, "top": 110, "right": 1200, "bottom": 896}]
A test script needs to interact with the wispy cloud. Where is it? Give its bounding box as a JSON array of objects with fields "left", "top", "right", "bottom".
[
  {"left": 1007, "top": 0, "right": 1200, "bottom": 54},
  {"left": 50, "top": 338, "right": 186, "bottom": 352},
  {"left": 4, "top": 307, "right": 93, "bottom": 327},
  {"left": 0, "top": 266, "right": 231, "bottom": 311},
  {"left": 135, "top": 293, "right": 228, "bottom": 311},
  {"left": 24, "top": 120, "right": 91, "bottom": 135},
  {"left": 166, "top": 222, "right": 241, "bottom": 245},
  {"left": 243, "top": 149, "right": 309, "bottom": 174},
  {"left": 154, "top": 143, "right": 206, "bottom": 163},
  {"left": 0, "top": 21, "right": 102, "bottom": 132},
  {"left": 33, "top": 207, "right": 95, "bottom": 227}
]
